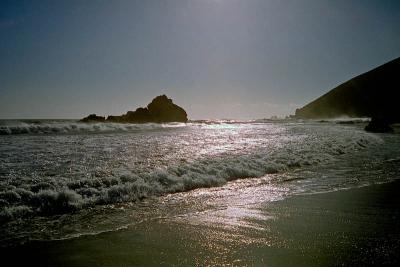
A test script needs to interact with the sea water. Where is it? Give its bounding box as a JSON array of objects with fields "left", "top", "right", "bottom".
[{"left": 1, "top": 119, "right": 399, "bottom": 246}]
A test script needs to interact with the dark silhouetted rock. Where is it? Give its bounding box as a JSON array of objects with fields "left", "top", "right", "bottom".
[
  {"left": 295, "top": 57, "right": 400, "bottom": 124},
  {"left": 365, "top": 117, "right": 394, "bottom": 133},
  {"left": 113, "top": 107, "right": 152, "bottom": 123},
  {"left": 146, "top": 95, "right": 188, "bottom": 123},
  {"left": 105, "top": 115, "right": 122, "bottom": 123},
  {"left": 82, "top": 95, "right": 188, "bottom": 123},
  {"left": 80, "top": 114, "right": 105, "bottom": 123}
]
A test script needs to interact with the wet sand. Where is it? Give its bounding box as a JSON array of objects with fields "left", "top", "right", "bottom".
[{"left": 1, "top": 180, "right": 399, "bottom": 266}]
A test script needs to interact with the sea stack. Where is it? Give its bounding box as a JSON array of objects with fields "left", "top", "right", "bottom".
[
  {"left": 80, "top": 95, "right": 188, "bottom": 123},
  {"left": 80, "top": 114, "right": 106, "bottom": 123}
]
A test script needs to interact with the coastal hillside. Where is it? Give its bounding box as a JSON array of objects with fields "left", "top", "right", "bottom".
[{"left": 295, "top": 57, "right": 400, "bottom": 121}]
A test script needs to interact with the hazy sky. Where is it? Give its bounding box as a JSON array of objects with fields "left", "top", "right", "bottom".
[{"left": 1, "top": 0, "right": 399, "bottom": 119}]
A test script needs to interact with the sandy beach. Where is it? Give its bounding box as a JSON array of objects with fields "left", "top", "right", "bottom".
[
  {"left": 1, "top": 179, "right": 399, "bottom": 266},
  {"left": 1, "top": 1, "right": 400, "bottom": 266}
]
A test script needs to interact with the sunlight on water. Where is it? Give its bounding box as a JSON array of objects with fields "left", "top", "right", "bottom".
[
  {"left": 164, "top": 176, "right": 288, "bottom": 233},
  {"left": 1, "top": 120, "right": 399, "bottom": 246}
]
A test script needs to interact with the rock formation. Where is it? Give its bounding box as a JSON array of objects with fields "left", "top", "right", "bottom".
[
  {"left": 80, "top": 114, "right": 106, "bottom": 123},
  {"left": 80, "top": 95, "right": 188, "bottom": 123},
  {"left": 364, "top": 117, "right": 394, "bottom": 133}
]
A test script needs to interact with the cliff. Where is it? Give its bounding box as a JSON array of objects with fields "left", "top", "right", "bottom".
[
  {"left": 295, "top": 57, "right": 400, "bottom": 122},
  {"left": 81, "top": 95, "right": 188, "bottom": 123}
]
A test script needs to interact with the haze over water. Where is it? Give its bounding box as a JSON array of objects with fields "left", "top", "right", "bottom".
[{"left": 1, "top": 0, "right": 400, "bottom": 119}]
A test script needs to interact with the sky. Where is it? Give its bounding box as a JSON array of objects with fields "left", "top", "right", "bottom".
[{"left": 0, "top": 0, "right": 399, "bottom": 119}]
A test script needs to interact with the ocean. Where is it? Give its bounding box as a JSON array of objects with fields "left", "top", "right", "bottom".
[{"left": 1, "top": 119, "right": 399, "bottom": 249}]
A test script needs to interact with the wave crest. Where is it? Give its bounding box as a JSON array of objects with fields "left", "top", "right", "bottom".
[
  {"left": 0, "top": 129, "right": 381, "bottom": 221},
  {"left": 0, "top": 120, "right": 186, "bottom": 135}
]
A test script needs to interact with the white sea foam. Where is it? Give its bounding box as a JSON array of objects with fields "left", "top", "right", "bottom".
[
  {"left": 0, "top": 120, "right": 186, "bottom": 135},
  {"left": 0, "top": 121, "right": 383, "bottom": 221}
]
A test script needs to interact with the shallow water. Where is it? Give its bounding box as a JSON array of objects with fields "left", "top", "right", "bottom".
[{"left": 1, "top": 120, "right": 399, "bottom": 247}]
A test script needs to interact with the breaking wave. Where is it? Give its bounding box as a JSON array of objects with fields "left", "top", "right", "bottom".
[
  {"left": 0, "top": 127, "right": 381, "bottom": 221},
  {"left": 0, "top": 120, "right": 187, "bottom": 135}
]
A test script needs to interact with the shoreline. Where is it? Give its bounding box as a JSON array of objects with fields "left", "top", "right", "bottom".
[{"left": 1, "top": 180, "right": 399, "bottom": 266}]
